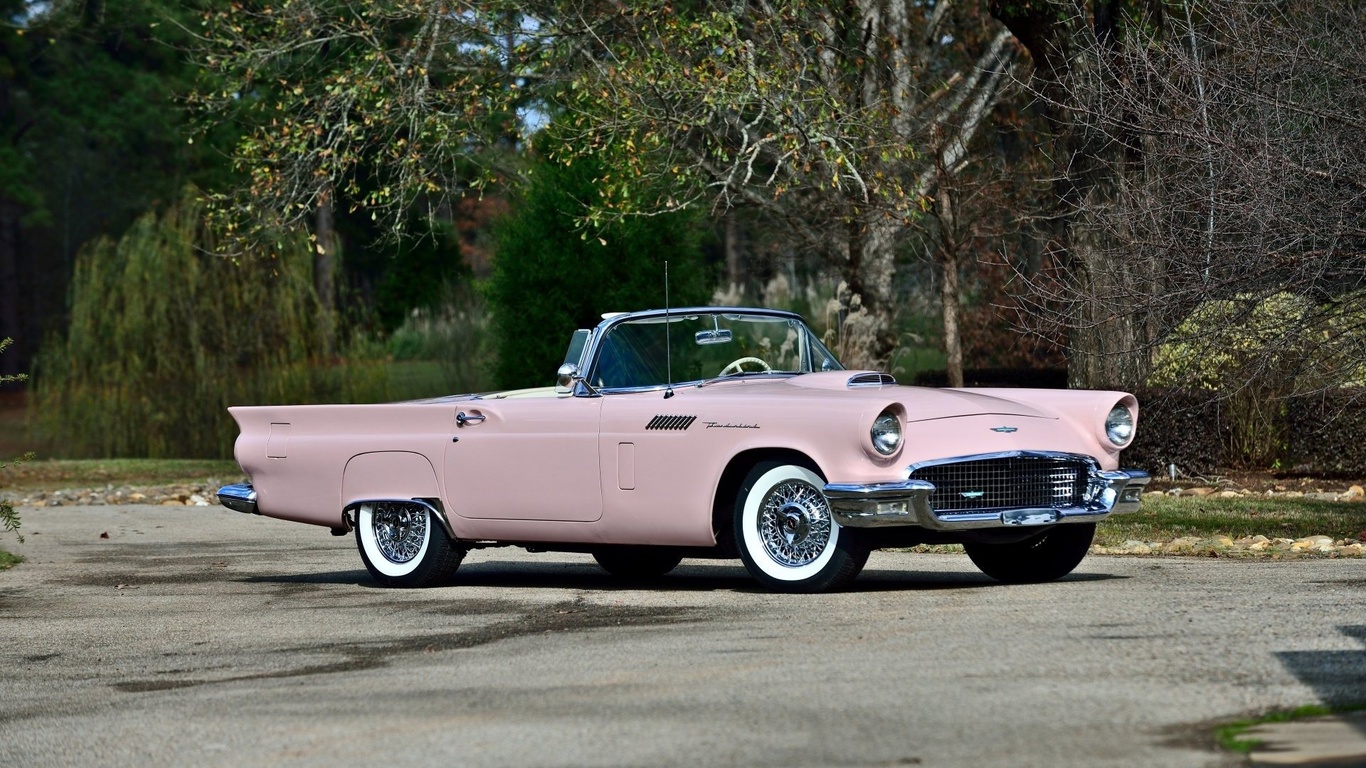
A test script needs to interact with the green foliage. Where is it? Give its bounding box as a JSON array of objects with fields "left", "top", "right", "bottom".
[
  {"left": 32, "top": 190, "right": 389, "bottom": 459},
  {"left": 194, "top": 1, "right": 539, "bottom": 245},
  {"left": 557, "top": 4, "right": 919, "bottom": 223},
  {"left": 0, "top": 549, "right": 22, "bottom": 570},
  {"left": 488, "top": 140, "right": 710, "bottom": 390},
  {"left": 1, "top": 337, "right": 30, "bottom": 543},
  {"left": 345, "top": 217, "right": 473, "bottom": 334},
  {"left": 3, "top": 0, "right": 225, "bottom": 222}
]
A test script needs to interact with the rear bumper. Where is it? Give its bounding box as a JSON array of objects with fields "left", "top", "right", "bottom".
[
  {"left": 217, "top": 483, "right": 259, "bottom": 515},
  {"left": 824, "top": 460, "right": 1150, "bottom": 530}
]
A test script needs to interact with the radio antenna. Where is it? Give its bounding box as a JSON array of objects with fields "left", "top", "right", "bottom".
[{"left": 664, "top": 261, "right": 674, "bottom": 399}]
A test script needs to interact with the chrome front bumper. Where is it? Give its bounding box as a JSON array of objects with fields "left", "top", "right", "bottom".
[
  {"left": 824, "top": 455, "right": 1150, "bottom": 530},
  {"left": 217, "top": 483, "right": 259, "bottom": 515}
]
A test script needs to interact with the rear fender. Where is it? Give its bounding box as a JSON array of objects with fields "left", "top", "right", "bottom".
[{"left": 341, "top": 452, "right": 453, "bottom": 537}]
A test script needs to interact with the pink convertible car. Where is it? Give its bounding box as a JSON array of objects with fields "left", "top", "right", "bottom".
[{"left": 218, "top": 307, "right": 1149, "bottom": 592}]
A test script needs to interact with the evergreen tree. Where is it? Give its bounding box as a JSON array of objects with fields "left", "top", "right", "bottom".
[{"left": 488, "top": 137, "right": 710, "bottom": 390}]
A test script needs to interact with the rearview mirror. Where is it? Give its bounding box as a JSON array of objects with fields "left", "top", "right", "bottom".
[{"left": 695, "top": 329, "right": 733, "bottom": 345}]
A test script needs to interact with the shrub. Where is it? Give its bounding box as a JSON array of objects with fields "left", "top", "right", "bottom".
[
  {"left": 1121, "top": 387, "right": 1366, "bottom": 477},
  {"left": 1122, "top": 389, "right": 1232, "bottom": 477},
  {"left": 1282, "top": 389, "right": 1366, "bottom": 475},
  {"left": 388, "top": 282, "right": 494, "bottom": 395},
  {"left": 1147, "top": 292, "right": 1366, "bottom": 466},
  {"left": 32, "top": 190, "right": 388, "bottom": 459}
]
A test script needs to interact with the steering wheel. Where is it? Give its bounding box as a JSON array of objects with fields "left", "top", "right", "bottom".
[{"left": 719, "top": 356, "right": 772, "bottom": 376}]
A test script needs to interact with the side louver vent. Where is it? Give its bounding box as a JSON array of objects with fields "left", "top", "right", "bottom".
[
  {"left": 646, "top": 415, "right": 697, "bottom": 431},
  {"left": 847, "top": 372, "right": 896, "bottom": 388}
]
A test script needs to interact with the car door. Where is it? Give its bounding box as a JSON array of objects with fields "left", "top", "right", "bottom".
[
  {"left": 595, "top": 391, "right": 722, "bottom": 546},
  {"left": 443, "top": 395, "right": 604, "bottom": 522}
]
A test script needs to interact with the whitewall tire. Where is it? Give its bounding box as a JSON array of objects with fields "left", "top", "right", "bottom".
[
  {"left": 355, "top": 501, "right": 464, "bottom": 587},
  {"left": 734, "top": 462, "right": 868, "bottom": 592}
]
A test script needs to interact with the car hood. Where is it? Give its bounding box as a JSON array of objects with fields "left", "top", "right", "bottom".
[
  {"left": 895, "top": 386, "right": 1054, "bottom": 423},
  {"left": 712, "top": 372, "right": 1057, "bottom": 422}
]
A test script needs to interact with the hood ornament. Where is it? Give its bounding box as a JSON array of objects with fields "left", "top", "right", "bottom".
[{"left": 991, "top": 426, "right": 1019, "bottom": 433}]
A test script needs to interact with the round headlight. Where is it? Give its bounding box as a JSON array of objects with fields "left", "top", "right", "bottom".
[
  {"left": 871, "top": 411, "right": 903, "bottom": 456},
  {"left": 1105, "top": 405, "right": 1134, "bottom": 446}
]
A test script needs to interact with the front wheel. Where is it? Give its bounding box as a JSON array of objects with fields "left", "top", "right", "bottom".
[
  {"left": 355, "top": 501, "right": 465, "bottom": 587},
  {"left": 734, "top": 462, "right": 868, "bottom": 593},
  {"left": 963, "top": 523, "right": 1095, "bottom": 584}
]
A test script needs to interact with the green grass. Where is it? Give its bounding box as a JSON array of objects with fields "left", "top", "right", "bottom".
[
  {"left": 1094, "top": 495, "right": 1366, "bottom": 546},
  {"left": 1217, "top": 702, "right": 1366, "bottom": 754},
  {"left": 3, "top": 458, "right": 243, "bottom": 492},
  {"left": 0, "top": 549, "right": 22, "bottom": 570}
]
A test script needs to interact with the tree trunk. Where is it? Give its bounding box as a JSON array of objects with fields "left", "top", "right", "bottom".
[
  {"left": 835, "top": 216, "right": 900, "bottom": 366},
  {"left": 0, "top": 198, "right": 23, "bottom": 385},
  {"left": 723, "top": 211, "right": 743, "bottom": 288},
  {"left": 936, "top": 187, "right": 965, "bottom": 388},
  {"left": 314, "top": 187, "right": 339, "bottom": 358}
]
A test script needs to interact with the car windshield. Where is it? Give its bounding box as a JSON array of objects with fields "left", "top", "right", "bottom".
[{"left": 589, "top": 312, "right": 843, "bottom": 390}]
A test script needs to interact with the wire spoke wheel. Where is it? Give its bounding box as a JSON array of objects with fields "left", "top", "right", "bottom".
[
  {"left": 735, "top": 462, "right": 868, "bottom": 592},
  {"left": 355, "top": 500, "right": 465, "bottom": 587},
  {"left": 757, "top": 480, "right": 833, "bottom": 567},
  {"left": 372, "top": 502, "right": 428, "bottom": 564}
]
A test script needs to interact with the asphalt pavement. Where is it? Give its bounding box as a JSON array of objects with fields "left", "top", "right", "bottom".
[{"left": 1, "top": 504, "right": 1363, "bottom": 767}]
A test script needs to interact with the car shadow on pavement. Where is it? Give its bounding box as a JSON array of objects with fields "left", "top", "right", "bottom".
[
  {"left": 241, "top": 561, "right": 1128, "bottom": 593},
  {"left": 1274, "top": 624, "right": 1366, "bottom": 733},
  {"left": 848, "top": 569, "right": 1128, "bottom": 592}
]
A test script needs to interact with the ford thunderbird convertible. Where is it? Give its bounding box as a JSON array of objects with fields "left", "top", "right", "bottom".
[{"left": 218, "top": 307, "right": 1149, "bottom": 592}]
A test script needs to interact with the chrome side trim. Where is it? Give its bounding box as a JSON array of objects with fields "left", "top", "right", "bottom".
[
  {"left": 824, "top": 452, "right": 1151, "bottom": 530},
  {"left": 217, "top": 483, "right": 259, "bottom": 515}
]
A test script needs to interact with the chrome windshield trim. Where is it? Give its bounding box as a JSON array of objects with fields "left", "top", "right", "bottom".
[{"left": 580, "top": 306, "right": 840, "bottom": 394}]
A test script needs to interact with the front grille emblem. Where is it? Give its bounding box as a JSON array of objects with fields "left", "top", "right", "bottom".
[
  {"left": 991, "top": 426, "right": 1019, "bottom": 433},
  {"left": 960, "top": 491, "right": 985, "bottom": 499}
]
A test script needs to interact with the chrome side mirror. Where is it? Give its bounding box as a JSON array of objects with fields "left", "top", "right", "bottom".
[{"left": 556, "top": 363, "right": 580, "bottom": 395}]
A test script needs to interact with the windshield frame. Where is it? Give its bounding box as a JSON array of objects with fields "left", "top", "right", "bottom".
[{"left": 580, "top": 307, "right": 843, "bottom": 394}]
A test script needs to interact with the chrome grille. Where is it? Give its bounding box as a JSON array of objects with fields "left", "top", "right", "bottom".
[{"left": 909, "top": 456, "right": 1089, "bottom": 512}]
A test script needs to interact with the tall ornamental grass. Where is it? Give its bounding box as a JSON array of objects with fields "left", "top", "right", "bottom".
[{"left": 32, "top": 190, "right": 388, "bottom": 459}]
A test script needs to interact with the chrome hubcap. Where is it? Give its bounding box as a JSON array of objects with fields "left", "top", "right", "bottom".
[
  {"left": 372, "top": 502, "right": 427, "bottom": 564},
  {"left": 758, "top": 480, "right": 832, "bottom": 567}
]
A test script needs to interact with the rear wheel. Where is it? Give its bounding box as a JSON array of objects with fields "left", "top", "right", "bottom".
[
  {"left": 734, "top": 462, "right": 868, "bottom": 593},
  {"left": 355, "top": 501, "right": 464, "bottom": 587},
  {"left": 963, "top": 522, "right": 1095, "bottom": 584},
  {"left": 592, "top": 547, "right": 684, "bottom": 579}
]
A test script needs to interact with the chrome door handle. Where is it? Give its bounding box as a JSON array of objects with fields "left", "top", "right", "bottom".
[{"left": 456, "top": 411, "right": 486, "bottom": 426}]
